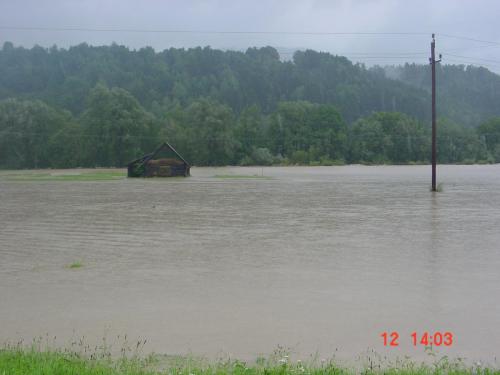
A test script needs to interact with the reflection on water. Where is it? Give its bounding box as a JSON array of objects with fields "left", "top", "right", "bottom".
[{"left": 1, "top": 165, "right": 500, "bottom": 362}]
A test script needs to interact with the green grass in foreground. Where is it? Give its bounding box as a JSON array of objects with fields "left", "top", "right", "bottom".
[
  {"left": 2, "top": 171, "right": 126, "bottom": 181},
  {"left": 0, "top": 346, "right": 498, "bottom": 375}
]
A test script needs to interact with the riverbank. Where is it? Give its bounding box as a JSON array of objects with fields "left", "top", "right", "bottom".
[{"left": 0, "top": 347, "right": 497, "bottom": 375}]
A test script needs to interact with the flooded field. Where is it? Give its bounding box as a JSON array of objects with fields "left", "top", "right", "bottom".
[{"left": 1, "top": 165, "right": 500, "bottom": 363}]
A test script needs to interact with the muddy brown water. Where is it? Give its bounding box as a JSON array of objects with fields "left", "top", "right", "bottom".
[{"left": 1, "top": 165, "right": 500, "bottom": 363}]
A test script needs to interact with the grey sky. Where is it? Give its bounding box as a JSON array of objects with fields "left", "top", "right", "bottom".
[{"left": 1, "top": 0, "right": 499, "bottom": 71}]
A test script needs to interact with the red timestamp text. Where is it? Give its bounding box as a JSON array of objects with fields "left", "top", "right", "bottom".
[{"left": 381, "top": 331, "right": 454, "bottom": 347}]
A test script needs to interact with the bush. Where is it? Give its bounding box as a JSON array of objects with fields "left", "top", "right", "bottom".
[
  {"left": 240, "top": 155, "right": 254, "bottom": 166},
  {"left": 251, "top": 148, "right": 274, "bottom": 165},
  {"left": 290, "top": 150, "right": 309, "bottom": 165},
  {"left": 494, "top": 144, "right": 500, "bottom": 163},
  {"left": 240, "top": 148, "right": 275, "bottom": 166}
]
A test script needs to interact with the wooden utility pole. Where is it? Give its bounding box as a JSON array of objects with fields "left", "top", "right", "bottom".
[{"left": 430, "top": 34, "right": 441, "bottom": 191}]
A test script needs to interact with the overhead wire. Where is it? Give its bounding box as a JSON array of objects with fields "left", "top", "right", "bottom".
[
  {"left": 443, "top": 53, "right": 500, "bottom": 66},
  {"left": 0, "top": 130, "right": 498, "bottom": 142},
  {"left": 439, "top": 33, "right": 500, "bottom": 47},
  {"left": 2, "top": 26, "right": 500, "bottom": 70},
  {"left": 0, "top": 26, "right": 430, "bottom": 36}
]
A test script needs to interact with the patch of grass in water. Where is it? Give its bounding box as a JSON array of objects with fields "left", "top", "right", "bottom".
[
  {"left": 67, "top": 261, "right": 83, "bottom": 269},
  {"left": 214, "top": 174, "right": 272, "bottom": 180},
  {"left": 3, "top": 171, "right": 125, "bottom": 181},
  {"left": 430, "top": 183, "right": 444, "bottom": 192}
]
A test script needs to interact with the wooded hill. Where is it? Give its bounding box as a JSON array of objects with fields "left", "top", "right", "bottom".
[{"left": 1, "top": 42, "right": 499, "bottom": 168}]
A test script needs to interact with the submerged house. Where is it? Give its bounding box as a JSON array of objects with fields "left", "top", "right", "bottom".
[{"left": 127, "top": 142, "right": 190, "bottom": 177}]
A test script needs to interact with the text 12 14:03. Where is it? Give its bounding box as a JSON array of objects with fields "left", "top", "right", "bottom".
[{"left": 381, "top": 332, "right": 453, "bottom": 347}]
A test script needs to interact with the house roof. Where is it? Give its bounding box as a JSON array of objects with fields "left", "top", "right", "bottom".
[{"left": 128, "top": 142, "right": 190, "bottom": 167}]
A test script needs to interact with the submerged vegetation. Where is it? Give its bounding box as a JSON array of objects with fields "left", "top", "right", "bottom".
[
  {"left": 67, "top": 261, "right": 83, "bottom": 269},
  {"left": 214, "top": 174, "right": 272, "bottom": 179},
  {"left": 1, "top": 43, "right": 500, "bottom": 169}
]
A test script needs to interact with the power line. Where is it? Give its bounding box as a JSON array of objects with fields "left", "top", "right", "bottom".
[
  {"left": 277, "top": 50, "right": 427, "bottom": 55},
  {"left": 442, "top": 44, "right": 500, "bottom": 54},
  {"left": 2, "top": 27, "right": 498, "bottom": 46},
  {"left": 3, "top": 26, "right": 498, "bottom": 65},
  {"left": 0, "top": 26, "right": 430, "bottom": 36},
  {"left": 440, "top": 33, "right": 500, "bottom": 47},
  {"left": 277, "top": 51, "right": 428, "bottom": 58},
  {"left": 444, "top": 58, "right": 500, "bottom": 71},
  {"left": 341, "top": 56, "right": 428, "bottom": 60},
  {"left": 2, "top": 26, "right": 500, "bottom": 58},
  {"left": 444, "top": 53, "right": 500, "bottom": 66},
  {"left": 1, "top": 130, "right": 498, "bottom": 141}
]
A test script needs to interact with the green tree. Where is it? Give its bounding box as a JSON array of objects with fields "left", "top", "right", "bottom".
[
  {"left": 47, "top": 123, "right": 85, "bottom": 168},
  {"left": 349, "top": 112, "right": 428, "bottom": 163},
  {"left": 437, "top": 118, "right": 487, "bottom": 163},
  {"left": 0, "top": 98, "right": 73, "bottom": 168},
  {"left": 268, "top": 101, "right": 347, "bottom": 163},
  {"left": 478, "top": 117, "right": 500, "bottom": 162},
  {"left": 182, "top": 98, "right": 237, "bottom": 165},
  {"left": 235, "top": 105, "right": 263, "bottom": 162},
  {"left": 80, "top": 84, "right": 157, "bottom": 167}
]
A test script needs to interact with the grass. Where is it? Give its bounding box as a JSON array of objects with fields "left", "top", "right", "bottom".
[
  {"left": 214, "top": 174, "right": 272, "bottom": 180},
  {"left": 2, "top": 170, "right": 277, "bottom": 182},
  {"left": 1, "top": 170, "right": 126, "bottom": 181},
  {"left": 0, "top": 343, "right": 498, "bottom": 375},
  {"left": 67, "top": 261, "right": 83, "bottom": 269},
  {"left": 430, "top": 183, "right": 444, "bottom": 192}
]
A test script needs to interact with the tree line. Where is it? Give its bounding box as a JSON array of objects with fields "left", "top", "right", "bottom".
[
  {"left": 1, "top": 85, "right": 499, "bottom": 169},
  {"left": 1, "top": 42, "right": 500, "bottom": 168},
  {"left": 3, "top": 42, "right": 500, "bottom": 125}
]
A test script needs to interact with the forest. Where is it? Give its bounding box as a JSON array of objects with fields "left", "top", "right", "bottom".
[{"left": 1, "top": 41, "right": 500, "bottom": 168}]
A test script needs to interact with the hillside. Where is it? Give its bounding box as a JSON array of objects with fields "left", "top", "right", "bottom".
[
  {"left": 386, "top": 63, "right": 500, "bottom": 127},
  {"left": 1, "top": 42, "right": 500, "bottom": 168}
]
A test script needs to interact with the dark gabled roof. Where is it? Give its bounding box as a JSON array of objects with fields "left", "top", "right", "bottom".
[
  {"left": 154, "top": 142, "right": 190, "bottom": 166},
  {"left": 128, "top": 152, "right": 154, "bottom": 166},
  {"left": 127, "top": 142, "right": 190, "bottom": 167}
]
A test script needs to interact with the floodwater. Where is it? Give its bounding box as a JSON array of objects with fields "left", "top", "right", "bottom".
[{"left": 1, "top": 165, "right": 500, "bottom": 364}]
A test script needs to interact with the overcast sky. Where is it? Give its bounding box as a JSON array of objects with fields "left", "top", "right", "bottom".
[{"left": 1, "top": 0, "right": 500, "bottom": 71}]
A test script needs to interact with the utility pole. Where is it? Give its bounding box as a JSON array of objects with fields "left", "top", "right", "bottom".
[{"left": 430, "top": 34, "right": 441, "bottom": 192}]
